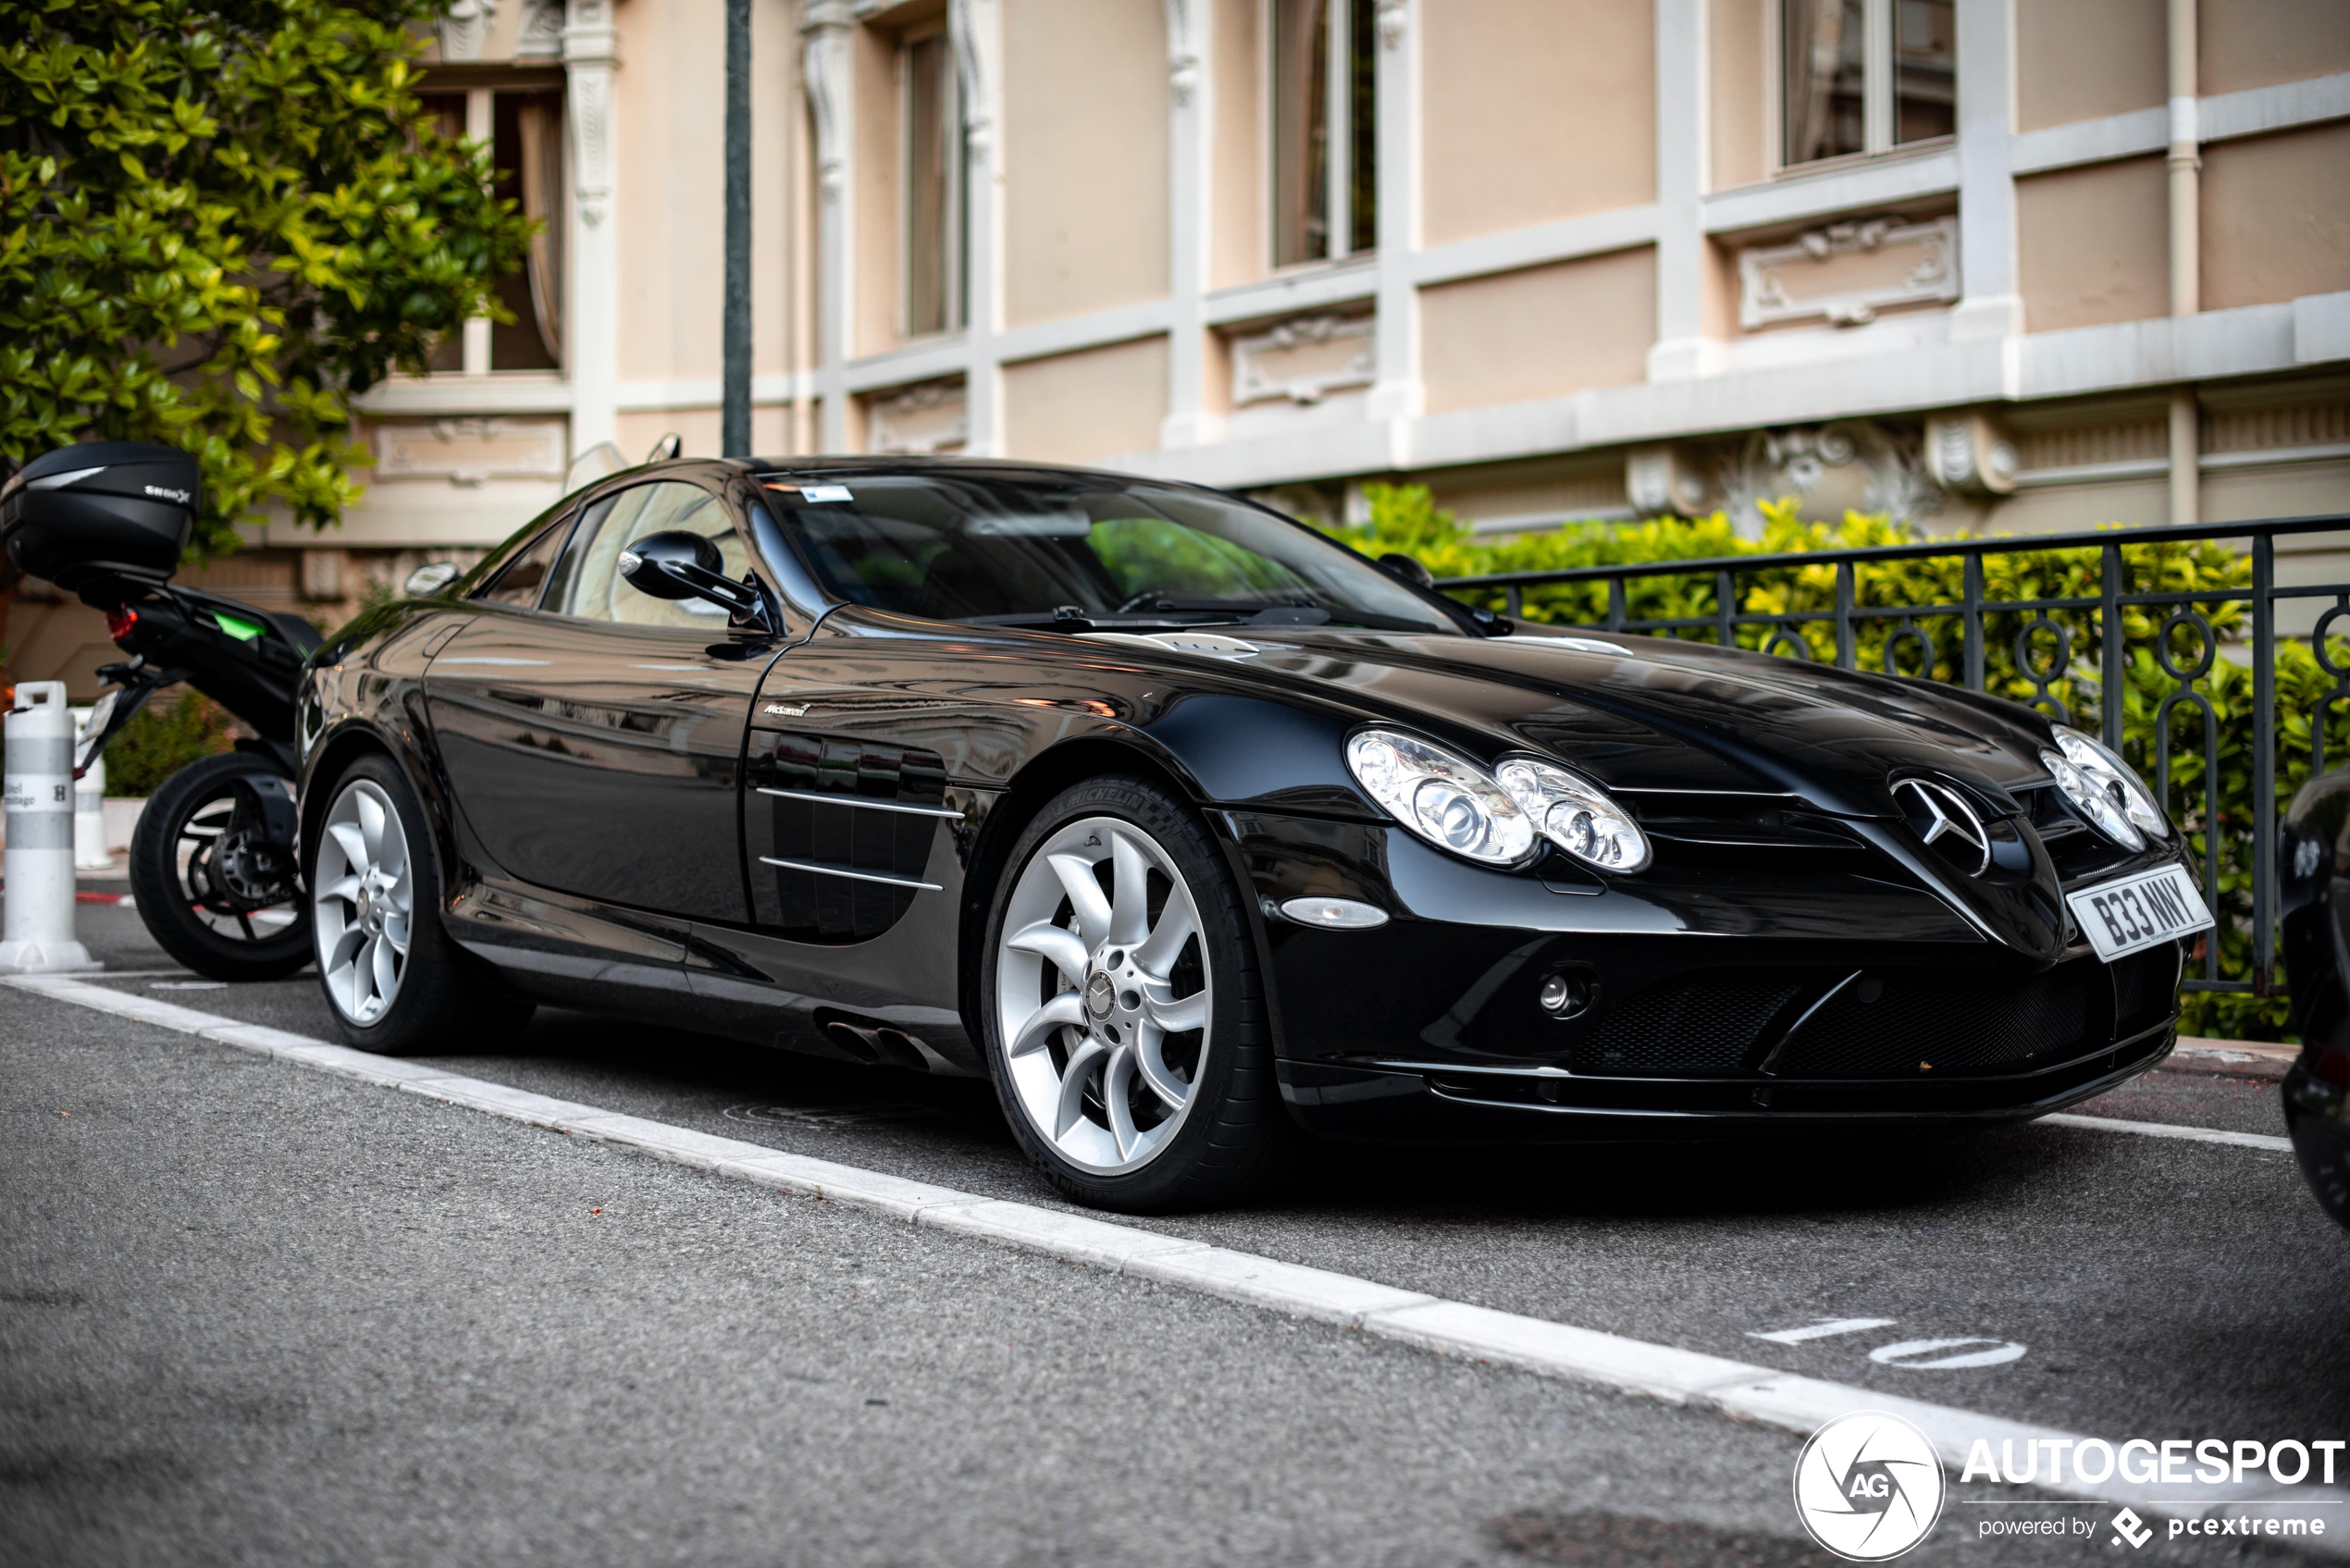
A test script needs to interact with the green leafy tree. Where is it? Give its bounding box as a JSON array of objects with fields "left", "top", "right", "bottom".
[
  {"left": 1334, "top": 483, "right": 2343, "bottom": 1041},
  {"left": 0, "top": 0, "right": 535, "bottom": 652}
]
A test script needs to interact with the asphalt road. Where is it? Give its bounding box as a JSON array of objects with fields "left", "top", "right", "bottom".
[{"left": 5, "top": 892, "right": 2345, "bottom": 1567}]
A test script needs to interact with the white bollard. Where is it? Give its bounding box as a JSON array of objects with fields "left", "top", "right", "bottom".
[
  {"left": 1, "top": 682, "right": 101, "bottom": 974},
  {"left": 70, "top": 706, "right": 113, "bottom": 870}
]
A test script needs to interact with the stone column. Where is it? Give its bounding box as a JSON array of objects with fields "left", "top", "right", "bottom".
[{"left": 563, "top": 0, "right": 621, "bottom": 457}]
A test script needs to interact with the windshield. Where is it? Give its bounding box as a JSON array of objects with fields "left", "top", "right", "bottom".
[{"left": 761, "top": 469, "right": 1462, "bottom": 635}]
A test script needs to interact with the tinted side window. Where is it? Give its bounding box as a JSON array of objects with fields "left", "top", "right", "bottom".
[
  {"left": 473, "top": 517, "right": 574, "bottom": 609},
  {"left": 541, "top": 482, "right": 749, "bottom": 627}
]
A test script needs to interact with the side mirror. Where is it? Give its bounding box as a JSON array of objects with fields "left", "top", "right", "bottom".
[
  {"left": 619, "top": 530, "right": 764, "bottom": 622},
  {"left": 403, "top": 561, "right": 462, "bottom": 598},
  {"left": 1379, "top": 551, "right": 1436, "bottom": 589}
]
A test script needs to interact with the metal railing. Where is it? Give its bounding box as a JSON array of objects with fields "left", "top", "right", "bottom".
[{"left": 1438, "top": 512, "right": 2350, "bottom": 999}]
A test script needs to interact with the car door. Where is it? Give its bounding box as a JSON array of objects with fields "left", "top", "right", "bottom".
[{"left": 423, "top": 476, "right": 779, "bottom": 922}]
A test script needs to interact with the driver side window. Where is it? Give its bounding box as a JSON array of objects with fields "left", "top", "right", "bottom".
[{"left": 541, "top": 481, "right": 749, "bottom": 627}]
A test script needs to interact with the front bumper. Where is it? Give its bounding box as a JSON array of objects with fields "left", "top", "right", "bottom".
[{"left": 1222, "top": 808, "right": 2185, "bottom": 1141}]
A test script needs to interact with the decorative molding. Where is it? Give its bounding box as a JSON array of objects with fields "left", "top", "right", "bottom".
[
  {"left": 563, "top": 0, "right": 618, "bottom": 226},
  {"left": 514, "top": 0, "right": 563, "bottom": 59},
  {"left": 800, "top": 0, "right": 853, "bottom": 200},
  {"left": 1924, "top": 409, "right": 2019, "bottom": 495},
  {"left": 375, "top": 418, "right": 570, "bottom": 485},
  {"left": 439, "top": 0, "right": 497, "bottom": 62},
  {"left": 1161, "top": 0, "right": 1200, "bottom": 105},
  {"left": 1715, "top": 423, "right": 1939, "bottom": 537},
  {"left": 1374, "top": 0, "right": 1406, "bottom": 49},
  {"left": 1625, "top": 446, "right": 1710, "bottom": 516},
  {"left": 1231, "top": 315, "right": 1376, "bottom": 407},
  {"left": 868, "top": 380, "right": 970, "bottom": 455},
  {"left": 1738, "top": 216, "right": 1961, "bottom": 330},
  {"left": 948, "top": 0, "right": 998, "bottom": 162}
]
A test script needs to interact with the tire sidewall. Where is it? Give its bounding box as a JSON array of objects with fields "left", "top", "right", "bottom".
[
  {"left": 128, "top": 750, "right": 311, "bottom": 982},
  {"left": 978, "top": 774, "right": 1268, "bottom": 1211}
]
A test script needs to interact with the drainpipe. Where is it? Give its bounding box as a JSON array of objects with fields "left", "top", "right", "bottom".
[{"left": 2168, "top": 0, "right": 2199, "bottom": 527}]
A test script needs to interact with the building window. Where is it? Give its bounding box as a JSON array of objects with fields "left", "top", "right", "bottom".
[
  {"left": 1269, "top": 0, "right": 1376, "bottom": 268},
  {"left": 904, "top": 30, "right": 966, "bottom": 339},
  {"left": 1782, "top": 0, "right": 1953, "bottom": 168},
  {"left": 418, "top": 85, "right": 566, "bottom": 373}
]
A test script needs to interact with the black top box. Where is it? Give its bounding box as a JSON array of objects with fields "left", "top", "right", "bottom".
[{"left": 0, "top": 441, "right": 200, "bottom": 592}]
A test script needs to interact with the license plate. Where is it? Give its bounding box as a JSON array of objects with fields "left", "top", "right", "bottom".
[{"left": 2065, "top": 863, "right": 2214, "bottom": 963}]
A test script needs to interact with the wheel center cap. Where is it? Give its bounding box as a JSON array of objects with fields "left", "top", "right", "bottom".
[
  {"left": 1084, "top": 970, "right": 1117, "bottom": 1020},
  {"left": 356, "top": 883, "right": 381, "bottom": 934}
]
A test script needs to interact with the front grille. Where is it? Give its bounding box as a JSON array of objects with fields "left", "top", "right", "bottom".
[
  {"left": 1575, "top": 971, "right": 1805, "bottom": 1076},
  {"left": 2110, "top": 944, "right": 2183, "bottom": 1033},
  {"left": 1772, "top": 962, "right": 2092, "bottom": 1079}
]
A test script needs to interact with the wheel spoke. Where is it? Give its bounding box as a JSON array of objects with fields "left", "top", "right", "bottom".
[
  {"left": 320, "top": 874, "right": 363, "bottom": 905},
  {"left": 1046, "top": 854, "right": 1113, "bottom": 948},
  {"left": 1132, "top": 1026, "right": 1191, "bottom": 1108},
  {"left": 381, "top": 913, "right": 410, "bottom": 954},
  {"left": 1008, "top": 992, "right": 1084, "bottom": 1057},
  {"left": 1144, "top": 983, "right": 1207, "bottom": 1034},
  {"left": 350, "top": 938, "right": 374, "bottom": 1016},
  {"left": 325, "top": 925, "right": 368, "bottom": 973},
  {"left": 371, "top": 932, "right": 399, "bottom": 1004},
  {"left": 326, "top": 821, "right": 367, "bottom": 877},
  {"left": 1053, "top": 1039, "right": 1107, "bottom": 1140},
  {"left": 388, "top": 864, "right": 413, "bottom": 915},
  {"left": 355, "top": 790, "right": 386, "bottom": 863},
  {"left": 1107, "top": 831, "right": 1151, "bottom": 947},
  {"left": 1132, "top": 898, "right": 1195, "bottom": 980},
  {"left": 1008, "top": 920, "right": 1090, "bottom": 986},
  {"left": 235, "top": 909, "right": 256, "bottom": 941},
  {"left": 1102, "top": 1043, "right": 1140, "bottom": 1159}
]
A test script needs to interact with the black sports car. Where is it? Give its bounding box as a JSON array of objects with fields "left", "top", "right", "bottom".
[{"left": 300, "top": 456, "right": 2206, "bottom": 1211}]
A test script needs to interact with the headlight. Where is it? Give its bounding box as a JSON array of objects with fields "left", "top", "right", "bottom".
[
  {"left": 2044, "top": 724, "right": 2167, "bottom": 846},
  {"left": 1345, "top": 729, "right": 1535, "bottom": 866},
  {"left": 1495, "top": 757, "right": 1651, "bottom": 872}
]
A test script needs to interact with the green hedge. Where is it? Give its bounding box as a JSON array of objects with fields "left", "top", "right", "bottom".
[
  {"left": 102, "top": 692, "right": 236, "bottom": 799},
  {"left": 1331, "top": 484, "right": 2345, "bottom": 1041}
]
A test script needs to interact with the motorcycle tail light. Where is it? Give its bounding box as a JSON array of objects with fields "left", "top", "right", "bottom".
[{"left": 105, "top": 607, "right": 138, "bottom": 639}]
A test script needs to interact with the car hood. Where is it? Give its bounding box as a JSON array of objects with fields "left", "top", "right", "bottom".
[{"left": 1223, "top": 626, "right": 2056, "bottom": 820}]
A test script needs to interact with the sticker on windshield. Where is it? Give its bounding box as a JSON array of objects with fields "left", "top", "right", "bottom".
[{"left": 800, "top": 485, "right": 853, "bottom": 503}]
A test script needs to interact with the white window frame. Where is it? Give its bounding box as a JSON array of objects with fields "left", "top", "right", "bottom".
[
  {"left": 1771, "top": 0, "right": 1953, "bottom": 177},
  {"left": 1262, "top": 0, "right": 1366, "bottom": 273},
  {"left": 897, "top": 23, "right": 966, "bottom": 340}
]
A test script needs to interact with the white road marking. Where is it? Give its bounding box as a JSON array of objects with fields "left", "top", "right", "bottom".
[
  {"left": 1867, "top": 1338, "right": 2030, "bottom": 1369},
  {"left": 1747, "top": 1317, "right": 1899, "bottom": 1344},
  {"left": 9, "top": 970, "right": 2344, "bottom": 1545},
  {"left": 2042, "top": 1112, "right": 2294, "bottom": 1153}
]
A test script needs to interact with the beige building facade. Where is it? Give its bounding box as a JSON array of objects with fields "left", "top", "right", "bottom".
[{"left": 15, "top": 0, "right": 2350, "bottom": 695}]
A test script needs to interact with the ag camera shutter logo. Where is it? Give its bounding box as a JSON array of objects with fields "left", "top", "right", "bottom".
[{"left": 1793, "top": 1412, "right": 1947, "bottom": 1561}]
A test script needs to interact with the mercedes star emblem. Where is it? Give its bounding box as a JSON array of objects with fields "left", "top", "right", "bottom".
[{"left": 1895, "top": 777, "right": 1993, "bottom": 877}]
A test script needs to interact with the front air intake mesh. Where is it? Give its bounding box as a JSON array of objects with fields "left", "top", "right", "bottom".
[
  {"left": 1772, "top": 963, "right": 2091, "bottom": 1078},
  {"left": 1574, "top": 972, "right": 1805, "bottom": 1076}
]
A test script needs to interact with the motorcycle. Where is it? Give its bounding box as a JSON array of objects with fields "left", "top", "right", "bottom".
[{"left": 3, "top": 443, "right": 317, "bottom": 981}]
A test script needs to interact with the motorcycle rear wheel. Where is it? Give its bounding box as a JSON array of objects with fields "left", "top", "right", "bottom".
[{"left": 129, "top": 751, "right": 313, "bottom": 982}]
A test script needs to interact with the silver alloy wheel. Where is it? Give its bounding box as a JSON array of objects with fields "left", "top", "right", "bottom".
[
  {"left": 996, "top": 815, "right": 1212, "bottom": 1176},
  {"left": 313, "top": 779, "right": 413, "bottom": 1025}
]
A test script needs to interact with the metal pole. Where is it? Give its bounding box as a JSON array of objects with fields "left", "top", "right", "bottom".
[
  {"left": 1834, "top": 562, "right": 1855, "bottom": 669},
  {"left": 721, "top": 0, "right": 753, "bottom": 457},
  {"left": 2254, "top": 533, "right": 2278, "bottom": 994},
  {"left": 1962, "top": 551, "right": 1985, "bottom": 692},
  {"left": 1715, "top": 569, "right": 1736, "bottom": 648},
  {"left": 2101, "top": 544, "right": 2124, "bottom": 746}
]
